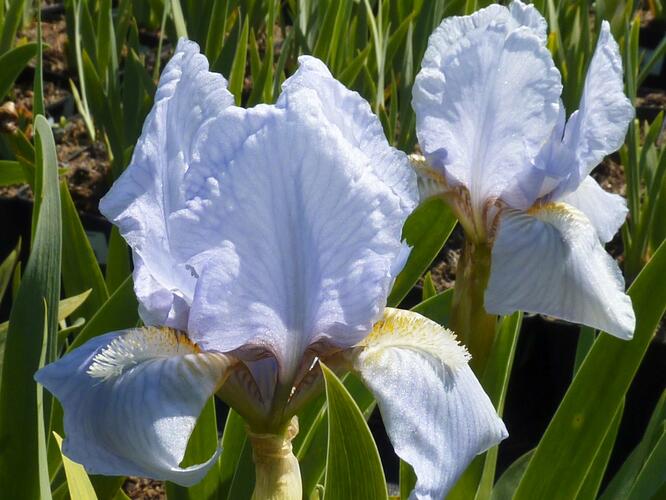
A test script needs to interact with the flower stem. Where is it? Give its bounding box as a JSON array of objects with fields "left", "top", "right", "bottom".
[
  {"left": 450, "top": 238, "right": 497, "bottom": 374},
  {"left": 248, "top": 416, "right": 302, "bottom": 500}
]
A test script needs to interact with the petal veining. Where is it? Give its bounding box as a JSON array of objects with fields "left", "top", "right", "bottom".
[
  {"left": 413, "top": 21, "right": 562, "bottom": 213},
  {"left": 99, "top": 39, "right": 234, "bottom": 329},
  {"left": 563, "top": 21, "right": 634, "bottom": 182},
  {"left": 35, "top": 328, "right": 232, "bottom": 486},
  {"left": 548, "top": 21, "right": 634, "bottom": 197},
  {"left": 352, "top": 308, "right": 507, "bottom": 499},
  {"left": 185, "top": 83, "right": 413, "bottom": 379},
  {"left": 486, "top": 204, "right": 635, "bottom": 339},
  {"left": 278, "top": 56, "right": 417, "bottom": 211},
  {"left": 418, "top": 1, "right": 546, "bottom": 73}
]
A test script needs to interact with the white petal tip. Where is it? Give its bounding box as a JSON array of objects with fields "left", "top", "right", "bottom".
[{"left": 296, "top": 55, "right": 330, "bottom": 75}]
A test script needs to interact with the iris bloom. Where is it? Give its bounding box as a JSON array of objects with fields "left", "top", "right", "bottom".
[
  {"left": 412, "top": 1, "right": 635, "bottom": 340},
  {"left": 36, "top": 41, "right": 506, "bottom": 499}
]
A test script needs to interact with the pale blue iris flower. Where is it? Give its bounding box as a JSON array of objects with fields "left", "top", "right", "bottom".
[
  {"left": 412, "top": 1, "right": 636, "bottom": 339},
  {"left": 36, "top": 41, "right": 506, "bottom": 499}
]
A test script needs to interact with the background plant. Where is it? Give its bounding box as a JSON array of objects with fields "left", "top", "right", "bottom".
[{"left": 0, "top": 1, "right": 664, "bottom": 499}]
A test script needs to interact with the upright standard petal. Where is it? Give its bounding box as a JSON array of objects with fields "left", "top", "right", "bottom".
[
  {"left": 99, "top": 39, "right": 234, "bottom": 329},
  {"left": 351, "top": 308, "right": 507, "bottom": 499},
  {"left": 418, "top": 0, "right": 546, "bottom": 73},
  {"left": 278, "top": 56, "right": 417, "bottom": 214},
  {"left": 185, "top": 85, "right": 413, "bottom": 379},
  {"left": 413, "top": 22, "right": 561, "bottom": 212},
  {"left": 561, "top": 175, "right": 628, "bottom": 243},
  {"left": 551, "top": 21, "right": 634, "bottom": 196},
  {"left": 486, "top": 204, "right": 635, "bottom": 339},
  {"left": 508, "top": 0, "right": 548, "bottom": 41},
  {"left": 516, "top": 101, "right": 569, "bottom": 204},
  {"left": 35, "top": 328, "right": 232, "bottom": 485}
]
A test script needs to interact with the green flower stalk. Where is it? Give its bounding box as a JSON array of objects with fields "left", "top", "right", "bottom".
[{"left": 450, "top": 239, "right": 496, "bottom": 373}]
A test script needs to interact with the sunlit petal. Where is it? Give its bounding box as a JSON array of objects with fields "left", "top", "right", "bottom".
[
  {"left": 413, "top": 21, "right": 561, "bottom": 211},
  {"left": 509, "top": 0, "right": 548, "bottom": 41},
  {"left": 417, "top": 1, "right": 546, "bottom": 73},
  {"left": 185, "top": 75, "right": 414, "bottom": 379},
  {"left": 99, "top": 39, "right": 234, "bottom": 329},
  {"left": 486, "top": 204, "right": 635, "bottom": 339},
  {"left": 278, "top": 56, "right": 417, "bottom": 212},
  {"left": 513, "top": 101, "right": 568, "bottom": 205},
  {"left": 553, "top": 21, "right": 634, "bottom": 196},
  {"left": 35, "top": 328, "right": 232, "bottom": 486},
  {"left": 352, "top": 308, "right": 507, "bottom": 499},
  {"left": 561, "top": 175, "right": 627, "bottom": 243}
]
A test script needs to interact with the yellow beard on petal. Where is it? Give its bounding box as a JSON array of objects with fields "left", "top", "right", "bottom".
[
  {"left": 357, "top": 308, "right": 470, "bottom": 372},
  {"left": 527, "top": 202, "right": 591, "bottom": 244},
  {"left": 87, "top": 327, "right": 200, "bottom": 380}
]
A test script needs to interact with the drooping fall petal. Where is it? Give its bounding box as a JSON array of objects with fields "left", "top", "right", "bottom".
[
  {"left": 561, "top": 175, "right": 628, "bottom": 243},
  {"left": 352, "top": 308, "right": 507, "bottom": 499},
  {"left": 485, "top": 204, "right": 635, "bottom": 339},
  {"left": 35, "top": 328, "right": 232, "bottom": 485}
]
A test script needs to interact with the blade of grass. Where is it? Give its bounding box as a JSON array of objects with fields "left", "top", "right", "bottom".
[
  {"left": 322, "top": 363, "right": 388, "bottom": 500},
  {"left": 0, "top": 239, "right": 20, "bottom": 301},
  {"left": 96, "top": 0, "right": 117, "bottom": 80},
  {"left": 0, "top": 289, "right": 92, "bottom": 338},
  {"left": 71, "top": 0, "right": 96, "bottom": 141},
  {"left": 490, "top": 450, "right": 534, "bottom": 500},
  {"left": 154, "top": 0, "right": 170, "bottom": 82},
  {"left": 626, "top": 430, "right": 666, "bottom": 500},
  {"left": 53, "top": 432, "right": 99, "bottom": 500},
  {"left": 337, "top": 45, "right": 371, "bottom": 88},
  {"left": 105, "top": 227, "right": 131, "bottom": 293},
  {"left": 637, "top": 35, "right": 666, "bottom": 87},
  {"left": 474, "top": 312, "right": 522, "bottom": 499},
  {"left": 60, "top": 182, "right": 108, "bottom": 321},
  {"left": 67, "top": 275, "right": 138, "bottom": 351},
  {"left": 422, "top": 272, "right": 437, "bottom": 300},
  {"left": 33, "top": 4, "right": 45, "bottom": 117},
  {"left": 296, "top": 374, "right": 375, "bottom": 497},
  {"left": 0, "top": 0, "right": 25, "bottom": 54},
  {"left": 601, "top": 390, "right": 666, "bottom": 498},
  {"left": 387, "top": 197, "right": 456, "bottom": 307},
  {"left": 411, "top": 288, "right": 454, "bottom": 327},
  {"left": 0, "top": 43, "right": 37, "bottom": 103},
  {"left": 272, "top": 28, "right": 294, "bottom": 100},
  {"left": 575, "top": 401, "right": 624, "bottom": 499},
  {"left": 0, "top": 160, "right": 28, "bottom": 185},
  {"left": 171, "top": 0, "right": 189, "bottom": 39},
  {"left": 205, "top": 0, "right": 229, "bottom": 63},
  {"left": 228, "top": 17, "right": 249, "bottom": 105},
  {"left": 217, "top": 409, "right": 252, "bottom": 500},
  {"left": 37, "top": 302, "right": 52, "bottom": 500},
  {"left": 362, "top": 0, "right": 386, "bottom": 113},
  {"left": 0, "top": 116, "right": 61, "bottom": 499}
]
